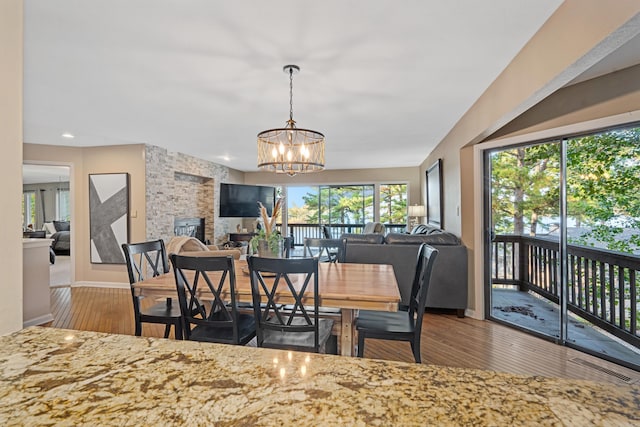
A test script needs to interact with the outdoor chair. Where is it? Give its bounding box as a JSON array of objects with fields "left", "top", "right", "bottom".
[{"left": 303, "top": 237, "right": 345, "bottom": 263}]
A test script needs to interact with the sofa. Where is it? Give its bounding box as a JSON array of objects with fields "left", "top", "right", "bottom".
[{"left": 342, "top": 224, "right": 468, "bottom": 317}]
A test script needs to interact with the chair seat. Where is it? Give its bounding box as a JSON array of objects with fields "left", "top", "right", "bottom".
[
  {"left": 189, "top": 314, "right": 256, "bottom": 345},
  {"left": 262, "top": 317, "right": 335, "bottom": 354},
  {"left": 356, "top": 310, "right": 415, "bottom": 334},
  {"left": 140, "top": 301, "right": 182, "bottom": 319}
]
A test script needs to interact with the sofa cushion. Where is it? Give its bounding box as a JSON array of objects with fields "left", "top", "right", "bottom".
[
  {"left": 385, "top": 232, "right": 461, "bottom": 246},
  {"left": 340, "top": 233, "right": 385, "bottom": 244}
]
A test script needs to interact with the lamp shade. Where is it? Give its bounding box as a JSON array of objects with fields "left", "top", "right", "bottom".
[{"left": 408, "top": 205, "right": 425, "bottom": 217}]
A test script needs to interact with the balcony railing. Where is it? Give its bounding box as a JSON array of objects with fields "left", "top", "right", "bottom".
[
  {"left": 492, "top": 234, "right": 639, "bottom": 349},
  {"left": 278, "top": 223, "right": 407, "bottom": 246}
]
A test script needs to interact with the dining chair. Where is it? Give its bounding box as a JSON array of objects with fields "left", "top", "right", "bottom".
[
  {"left": 247, "top": 256, "right": 336, "bottom": 354},
  {"left": 303, "top": 238, "right": 345, "bottom": 263},
  {"left": 170, "top": 254, "right": 256, "bottom": 345},
  {"left": 121, "top": 240, "right": 183, "bottom": 339},
  {"left": 355, "top": 243, "right": 438, "bottom": 363}
]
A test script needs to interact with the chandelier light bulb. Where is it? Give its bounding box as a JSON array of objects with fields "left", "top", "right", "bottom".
[
  {"left": 287, "top": 150, "right": 293, "bottom": 161},
  {"left": 272, "top": 148, "right": 278, "bottom": 158},
  {"left": 279, "top": 143, "right": 285, "bottom": 155}
]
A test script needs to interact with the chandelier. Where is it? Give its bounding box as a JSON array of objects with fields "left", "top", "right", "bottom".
[{"left": 257, "top": 65, "right": 325, "bottom": 176}]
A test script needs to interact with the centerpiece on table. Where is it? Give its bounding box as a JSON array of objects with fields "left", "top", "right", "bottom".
[{"left": 250, "top": 197, "right": 284, "bottom": 258}]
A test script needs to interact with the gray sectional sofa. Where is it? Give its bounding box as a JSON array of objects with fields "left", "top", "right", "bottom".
[{"left": 342, "top": 225, "right": 468, "bottom": 317}]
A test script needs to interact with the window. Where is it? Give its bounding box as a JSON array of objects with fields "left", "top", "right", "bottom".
[
  {"left": 56, "top": 188, "right": 70, "bottom": 221},
  {"left": 22, "top": 191, "right": 36, "bottom": 229},
  {"left": 379, "top": 183, "right": 407, "bottom": 225}
]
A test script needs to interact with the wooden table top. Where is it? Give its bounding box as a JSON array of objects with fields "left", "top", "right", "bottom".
[{"left": 134, "top": 260, "right": 400, "bottom": 312}]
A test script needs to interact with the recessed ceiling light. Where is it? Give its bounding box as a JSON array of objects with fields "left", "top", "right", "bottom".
[{"left": 61, "top": 133, "right": 74, "bottom": 139}]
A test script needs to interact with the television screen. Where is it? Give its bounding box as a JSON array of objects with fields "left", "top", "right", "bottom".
[{"left": 219, "top": 183, "right": 275, "bottom": 218}]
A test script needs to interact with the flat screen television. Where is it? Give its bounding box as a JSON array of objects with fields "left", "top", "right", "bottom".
[{"left": 219, "top": 183, "right": 275, "bottom": 218}]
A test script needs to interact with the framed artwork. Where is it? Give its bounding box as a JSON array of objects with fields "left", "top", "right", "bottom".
[
  {"left": 89, "top": 173, "right": 129, "bottom": 264},
  {"left": 426, "top": 159, "right": 443, "bottom": 228}
]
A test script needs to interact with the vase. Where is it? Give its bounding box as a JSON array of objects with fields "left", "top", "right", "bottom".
[{"left": 257, "top": 239, "right": 284, "bottom": 258}]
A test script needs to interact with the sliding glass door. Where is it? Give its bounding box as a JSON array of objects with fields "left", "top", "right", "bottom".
[
  {"left": 485, "top": 124, "right": 640, "bottom": 370},
  {"left": 486, "top": 141, "right": 562, "bottom": 342}
]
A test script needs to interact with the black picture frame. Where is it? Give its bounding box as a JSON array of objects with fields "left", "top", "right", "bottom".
[
  {"left": 89, "top": 173, "right": 130, "bottom": 264},
  {"left": 426, "top": 159, "right": 443, "bottom": 228}
]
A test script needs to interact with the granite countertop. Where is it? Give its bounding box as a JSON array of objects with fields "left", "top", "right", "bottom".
[{"left": 0, "top": 327, "right": 638, "bottom": 426}]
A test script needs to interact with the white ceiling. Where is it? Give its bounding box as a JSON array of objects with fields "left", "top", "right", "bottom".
[
  {"left": 23, "top": 0, "right": 564, "bottom": 172},
  {"left": 22, "top": 164, "right": 70, "bottom": 185}
]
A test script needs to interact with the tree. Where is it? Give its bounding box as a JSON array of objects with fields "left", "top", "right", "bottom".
[
  {"left": 491, "top": 126, "right": 640, "bottom": 253},
  {"left": 491, "top": 143, "right": 560, "bottom": 235},
  {"left": 566, "top": 129, "right": 640, "bottom": 253},
  {"left": 380, "top": 184, "right": 407, "bottom": 223}
]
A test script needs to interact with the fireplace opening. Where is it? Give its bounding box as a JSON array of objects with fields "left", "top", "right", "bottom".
[{"left": 174, "top": 217, "right": 205, "bottom": 243}]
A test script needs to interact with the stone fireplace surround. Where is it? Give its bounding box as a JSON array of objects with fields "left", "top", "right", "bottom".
[{"left": 145, "top": 145, "right": 238, "bottom": 245}]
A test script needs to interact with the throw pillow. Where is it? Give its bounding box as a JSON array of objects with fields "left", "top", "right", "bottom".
[
  {"left": 53, "top": 220, "right": 70, "bottom": 232},
  {"left": 42, "top": 222, "right": 57, "bottom": 235}
]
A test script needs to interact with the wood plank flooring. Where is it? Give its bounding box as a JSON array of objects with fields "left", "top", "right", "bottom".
[{"left": 46, "top": 286, "right": 640, "bottom": 386}]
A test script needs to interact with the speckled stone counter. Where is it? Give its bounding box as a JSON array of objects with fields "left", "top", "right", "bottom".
[{"left": 0, "top": 328, "right": 638, "bottom": 426}]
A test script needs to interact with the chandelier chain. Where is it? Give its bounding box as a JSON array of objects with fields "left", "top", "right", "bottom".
[{"left": 289, "top": 67, "right": 294, "bottom": 123}]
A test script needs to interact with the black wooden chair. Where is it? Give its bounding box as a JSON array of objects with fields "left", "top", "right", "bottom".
[
  {"left": 303, "top": 238, "right": 345, "bottom": 263},
  {"left": 170, "top": 254, "right": 256, "bottom": 345},
  {"left": 355, "top": 244, "right": 438, "bottom": 363},
  {"left": 122, "top": 240, "right": 183, "bottom": 339},
  {"left": 247, "top": 256, "right": 336, "bottom": 354}
]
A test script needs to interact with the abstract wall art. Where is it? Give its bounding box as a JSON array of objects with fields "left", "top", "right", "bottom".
[{"left": 89, "top": 173, "right": 129, "bottom": 264}]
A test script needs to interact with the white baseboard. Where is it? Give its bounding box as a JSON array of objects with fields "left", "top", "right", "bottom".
[
  {"left": 464, "top": 308, "right": 483, "bottom": 320},
  {"left": 72, "top": 281, "right": 130, "bottom": 289},
  {"left": 23, "top": 313, "right": 54, "bottom": 328}
]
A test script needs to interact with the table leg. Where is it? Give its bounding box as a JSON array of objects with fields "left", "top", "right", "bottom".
[{"left": 340, "top": 308, "right": 355, "bottom": 356}]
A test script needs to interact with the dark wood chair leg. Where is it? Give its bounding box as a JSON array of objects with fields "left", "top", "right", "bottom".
[
  {"left": 357, "top": 332, "right": 365, "bottom": 357},
  {"left": 174, "top": 319, "right": 183, "bottom": 340},
  {"left": 134, "top": 320, "right": 142, "bottom": 337},
  {"left": 410, "top": 340, "right": 421, "bottom": 363},
  {"left": 163, "top": 324, "right": 171, "bottom": 338}
]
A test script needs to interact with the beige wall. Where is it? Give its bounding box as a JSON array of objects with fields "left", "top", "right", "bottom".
[
  {"left": 419, "top": 1, "right": 640, "bottom": 317},
  {"left": 0, "top": 0, "right": 23, "bottom": 334},
  {"left": 489, "top": 64, "right": 640, "bottom": 140},
  {"left": 24, "top": 143, "right": 146, "bottom": 285}
]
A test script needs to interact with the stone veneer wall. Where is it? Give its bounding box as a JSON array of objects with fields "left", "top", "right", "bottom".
[{"left": 145, "top": 145, "right": 237, "bottom": 245}]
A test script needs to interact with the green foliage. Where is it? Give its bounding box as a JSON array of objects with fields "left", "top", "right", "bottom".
[
  {"left": 380, "top": 184, "right": 407, "bottom": 223},
  {"left": 491, "top": 126, "right": 640, "bottom": 254},
  {"left": 249, "top": 229, "right": 283, "bottom": 254},
  {"left": 288, "top": 184, "right": 407, "bottom": 226}
]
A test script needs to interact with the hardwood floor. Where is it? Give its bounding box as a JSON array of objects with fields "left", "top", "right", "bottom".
[{"left": 46, "top": 286, "right": 640, "bottom": 386}]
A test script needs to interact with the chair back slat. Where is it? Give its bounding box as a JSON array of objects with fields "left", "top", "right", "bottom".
[
  {"left": 303, "top": 238, "right": 345, "bottom": 263},
  {"left": 170, "top": 254, "right": 246, "bottom": 344},
  {"left": 247, "top": 256, "right": 322, "bottom": 352},
  {"left": 410, "top": 244, "right": 438, "bottom": 335},
  {"left": 121, "top": 240, "right": 169, "bottom": 285}
]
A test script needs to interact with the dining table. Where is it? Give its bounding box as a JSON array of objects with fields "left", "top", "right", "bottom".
[{"left": 132, "top": 258, "right": 400, "bottom": 356}]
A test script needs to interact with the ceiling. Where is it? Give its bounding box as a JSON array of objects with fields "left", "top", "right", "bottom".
[
  {"left": 22, "top": 164, "right": 70, "bottom": 185},
  {"left": 23, "top": 1, "right": 566, "bottom": 173}
]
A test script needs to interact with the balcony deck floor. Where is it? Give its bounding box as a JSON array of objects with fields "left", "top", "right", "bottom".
[{"left": 491, "top": 287, "right": 640, "bottom": 369}]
